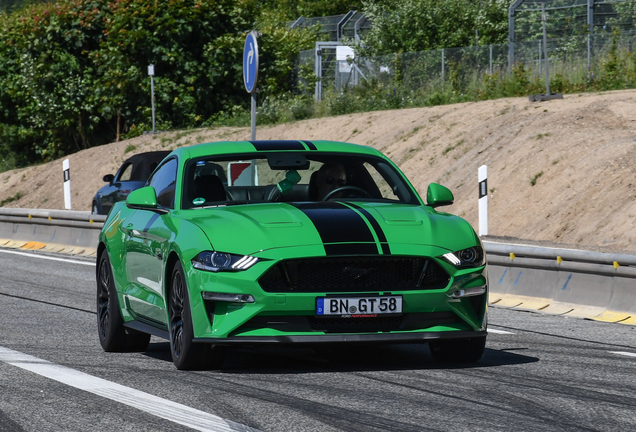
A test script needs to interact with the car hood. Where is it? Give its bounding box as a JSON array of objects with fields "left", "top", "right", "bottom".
[{"left": 179, "top": 201, "right": 478, "bottom": 257}]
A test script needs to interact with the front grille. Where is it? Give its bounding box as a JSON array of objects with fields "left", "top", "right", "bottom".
[{"left": 258, "top": 256, "right": 450, "bottom": 293}]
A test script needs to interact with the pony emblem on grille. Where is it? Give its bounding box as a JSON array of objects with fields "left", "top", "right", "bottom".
[{"left": 342, "top": 265, "right": 375, "bottom": 280}]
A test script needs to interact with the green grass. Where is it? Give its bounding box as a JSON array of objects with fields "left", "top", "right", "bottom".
[
  {"left": 0, "top": 192, "right": 23, "bottom": 207},
  {"left": 530, "top": 171, "right": 544, "bottom": 186},
  {"left": 442, "top": 139, "right": 465, "bottom": 155}
]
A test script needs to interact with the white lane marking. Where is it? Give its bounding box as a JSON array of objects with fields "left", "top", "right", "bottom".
[
  {"left": 610, "top": 351, "right": 636, "bottom": 358},
  {"left": 488, "top": 328, "right": 515, "bottom": 334},
  {"left": 0, "top": 346, "right": 257, "bottom": 432},
  {"left": 0, "top": 249, "right": 94, "bottom": 266}
]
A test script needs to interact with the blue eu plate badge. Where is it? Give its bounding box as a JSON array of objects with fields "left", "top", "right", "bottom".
[{"left": 316, "top": 298, "right": 324, "bottom": 315}]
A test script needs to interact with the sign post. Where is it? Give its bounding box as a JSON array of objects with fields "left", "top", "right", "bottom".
[
  {"left": 243, "top": 31, "right": 259, "bottom": 140},
  {"left": 148, "top": 64, "right": 156, "bottom": 133},
  {"left": 63, "top": 159, "right": 71, "bottom": 210}
]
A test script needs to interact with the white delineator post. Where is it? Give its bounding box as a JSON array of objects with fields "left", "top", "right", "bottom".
[
  {"left": 63, "top": 159, "right": 71, "bottom": 209},
  {"left": 478, "top": 165, "right": 488, "bottom": 236}
]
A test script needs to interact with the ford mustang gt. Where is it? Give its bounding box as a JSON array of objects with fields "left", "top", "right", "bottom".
[{"left": 96, "top": 140, "right": 488, "bottom": 369}]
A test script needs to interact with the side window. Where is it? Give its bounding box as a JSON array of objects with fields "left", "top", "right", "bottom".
[
  {"left": 118, "top": 163, "right": 133, "bottom": 181},
  {"left": 148, "top": 158, "right": 178, "bottom": 209}
]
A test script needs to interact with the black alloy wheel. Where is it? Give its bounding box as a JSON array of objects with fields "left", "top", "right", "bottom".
[
  {"left": 169, "top": 262, "right": 207, "bottom": 370},
  {"left": 96, "top": 252, "right": 150, "bottom": 352}
]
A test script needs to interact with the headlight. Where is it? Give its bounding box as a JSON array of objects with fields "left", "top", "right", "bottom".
[
  {"left": 192, "top": 251, "right": 259, "bottom": 272},
  {"left": 441, "top": 246, "right": 486, "bottom": 268}
]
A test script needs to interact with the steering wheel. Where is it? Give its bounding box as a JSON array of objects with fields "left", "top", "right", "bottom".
[{"left": 323, "top": 186, "right": 370, "bottom": 200}]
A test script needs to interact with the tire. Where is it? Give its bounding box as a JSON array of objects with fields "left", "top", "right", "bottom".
[
  {"left": 429, "top": 336, "right": 486, "bottom": 363},
  {"left": 168, "top": 261, "right": 211, "bottom": 370},
  {"left": 96, "top": 252, "right": 150, "bottom": 352}
]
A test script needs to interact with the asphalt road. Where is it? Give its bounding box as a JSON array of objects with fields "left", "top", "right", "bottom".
[{"left": 1, "top": 248, "right": 635, "bottom": 432}]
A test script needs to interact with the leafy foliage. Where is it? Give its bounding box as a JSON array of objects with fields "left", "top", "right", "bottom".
[
  {"left": 0, "top": 0, "right": 317, "bottom": 168},
  {"left": 360, "top": 0, "right": 508, "bottom": 56},
  {"left": 257, "top": 0, "right": 363, "bottom": 21}
]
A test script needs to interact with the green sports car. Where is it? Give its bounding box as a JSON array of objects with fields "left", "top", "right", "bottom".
[{"left": 96, "top": 140, "right": 488, "bottom": 369}]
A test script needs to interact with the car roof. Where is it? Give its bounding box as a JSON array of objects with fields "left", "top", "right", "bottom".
[
  {"left": 121, "top": 151, "right": 171, "bottom": 181},
  {"left": 166, "top": 140, "right": 384, "bottom": 161},
  {"left": 123, "top": 150, "right": 171, "bottom": 165}
]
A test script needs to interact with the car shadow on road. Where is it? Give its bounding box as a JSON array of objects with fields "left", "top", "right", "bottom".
[{"left": 142, "top": 341, "right": 538, "bottom": 373}]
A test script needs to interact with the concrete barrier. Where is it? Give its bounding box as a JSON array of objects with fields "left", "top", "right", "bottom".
[
  {"left": 0, "top": 208, "right": 106, "bottom": 256},
  {"left": 485, "top": 240, "right": 636, "bottom": 325},
  {"left": 0, "top": 209, "right": 634, "bottom": 325}
]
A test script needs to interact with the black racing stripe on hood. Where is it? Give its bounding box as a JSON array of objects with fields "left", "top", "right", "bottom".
[
  {"left": 290, "top": 202, "right": 377, "bottom": 255},
  {"left": 250, "top": 140, "right": 305, "bottom": 151},
  {"left": 346, "top": 203, "right": 391, "bottom": 255},
  {"left": 303, "top": 140, "right": 317, "bottom": 150}
]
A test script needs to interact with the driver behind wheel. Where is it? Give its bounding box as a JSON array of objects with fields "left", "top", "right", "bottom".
[{"left": 316, "top": 162, "right": 348, "bottom": 200}]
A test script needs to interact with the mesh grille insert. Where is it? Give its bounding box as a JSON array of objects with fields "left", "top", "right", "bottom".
[{"left": 258, "top": 256, "right": 449, "bottom": 293}]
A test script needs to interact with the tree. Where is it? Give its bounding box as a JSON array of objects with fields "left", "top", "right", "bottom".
[
  {"left": 0, "top": 0, "right": 317, "bottom": 167},
  {"left": 360, "top": 0, "right": 508, "bottom": 56}
]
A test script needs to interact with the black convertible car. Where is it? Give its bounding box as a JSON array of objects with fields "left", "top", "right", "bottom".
[{"left": 91, "top": 151, "right": 170, "bottom": 215}]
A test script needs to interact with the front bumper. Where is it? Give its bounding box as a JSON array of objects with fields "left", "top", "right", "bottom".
[
  {"left": 194, "top": 329, "right": 487, "bottom": 344},
  {"left": 187, "top": 253, "right": 489, "bottom": 341}
]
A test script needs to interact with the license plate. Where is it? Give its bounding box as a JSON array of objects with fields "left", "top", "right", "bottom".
[{"left": 316, "top": 296, "right": 402, "bottom": 317}]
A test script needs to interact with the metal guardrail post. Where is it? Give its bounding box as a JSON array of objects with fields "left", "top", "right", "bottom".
[
  {"left": 588, "top": 0, "right": 594, "bottom": 79},
  {"left": 441, "top": 48, "right": 445, "bottom": 90},
  {"left": 315, "top": 42, "right": 322, "bottom": 102},
  {"left": 541, "top": 2, "right": 551, "bottom": 96}
]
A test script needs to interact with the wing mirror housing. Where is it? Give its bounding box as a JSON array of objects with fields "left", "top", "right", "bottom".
[
  {"left": 103, "top": 174, "right": 115, "bottom": 183},
  {"left": 427, "top": 183, "right": 454, "bottom": 208},
  {"left": 126, "top": 186, "right": 159, "bottom": 210}
]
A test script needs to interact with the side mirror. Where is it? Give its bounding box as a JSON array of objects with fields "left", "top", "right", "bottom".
[
  {"left": 126, "top": 186, "right": 158, "bottom": 210},
  {"left": 103, "top": 174, "right": 115, "bottom": 183},
  {"left": 427, "top": 183, "right": 454, "bottom": 208}
]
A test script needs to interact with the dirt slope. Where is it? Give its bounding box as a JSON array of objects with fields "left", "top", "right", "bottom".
[{"left": 2, "top": 89, "right": 636, "bottom": 252}]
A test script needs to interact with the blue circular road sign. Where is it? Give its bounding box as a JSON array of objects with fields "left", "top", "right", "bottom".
[{"left": 243, "top": 32, "right": 259, "bottom": 93}]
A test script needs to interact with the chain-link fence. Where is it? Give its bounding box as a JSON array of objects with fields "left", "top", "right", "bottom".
[
  {"left": 287, "top": 11, "right": 371, "bottom": 42},
  {"left": 293, "top": 1, "right": 636, "bottom": 100},
  {"left": 512, "top": 0, "right": 636, "bottom": 43},
  {"left": 299, "top": 29, "right": 636, "bottom": 101}
]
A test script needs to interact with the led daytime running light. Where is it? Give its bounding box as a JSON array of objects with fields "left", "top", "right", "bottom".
[
  {"left": 232, "top": 255, "right": 259, "bottom": 269},
  {"left": 442, "top": 252, "right": 461, "bottom": 266}
]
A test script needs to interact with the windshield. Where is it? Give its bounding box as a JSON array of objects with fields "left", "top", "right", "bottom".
[{"left": 181, "top": 152, "right": 417, "bottom": 209}]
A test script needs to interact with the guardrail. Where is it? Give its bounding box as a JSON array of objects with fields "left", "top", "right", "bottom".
[
  {"left": 0, "top": 208, "right": 634, "bottom": 325},
  {"left": 0, "top": 208, "right": 106, "bottom": 256},
  {"left": 484, "top": 240, "right": 636, "bottom": 325}
]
